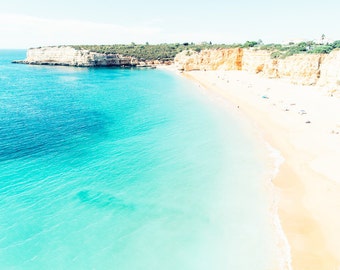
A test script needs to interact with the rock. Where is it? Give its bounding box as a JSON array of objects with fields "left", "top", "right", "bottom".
[
  {"left": 318, "top": 49, "right": 340, "bottom": 94},
  {"left": 16, "top": 46, "right": 138, "bottom": 67},
  {"left": 16, "top": 46, "right": 340, "bottom": 91},
  {"left": 174, "top": 48, "right": 243, "bottom": 71},
  {"left": 174, "top": 48, "right": 340, "bottom": 89},
  {"left": 277, "top": 53, "right": 324, "bottom": 85}
]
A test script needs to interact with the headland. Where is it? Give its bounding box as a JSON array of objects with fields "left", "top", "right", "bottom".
[{"left": 13, "top": 43, "right": 340, "bottom": 269}]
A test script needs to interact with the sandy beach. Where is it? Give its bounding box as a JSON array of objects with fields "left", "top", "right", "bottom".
[{"left": 179, "top": 69, "right": 340, "bottom": 270}]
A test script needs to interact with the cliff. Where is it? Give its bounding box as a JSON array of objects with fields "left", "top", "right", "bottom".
[
  {"left": 14, "top": 46, "right": 139, "bottom": 67},
  {"left": 177, "top": 48, "right": 243, "bottom": 71},
  {"left": 175, "top": 48, "right": 340, "bottom": 92},
  {"left": 318, "top": 50, "right": 340, "bottom": 89},
  {"left": 14, "top": 46, "right": 340, "bottom": 93}
]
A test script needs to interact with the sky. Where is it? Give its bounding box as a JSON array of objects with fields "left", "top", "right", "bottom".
[{"left": 0, "top": 0, "right": 339, "bottom": 48}]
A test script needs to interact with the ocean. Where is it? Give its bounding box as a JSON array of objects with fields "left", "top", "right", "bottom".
[{"left": 0, "top": 50, "right": 278, "bottom": 269}]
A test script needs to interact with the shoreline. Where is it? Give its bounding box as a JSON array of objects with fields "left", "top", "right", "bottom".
[{"left": 172, "top": 68, "right": 340, "bottom": 269}]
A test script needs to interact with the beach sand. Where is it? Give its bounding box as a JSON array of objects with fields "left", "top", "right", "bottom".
[{"left": 179, "top": 70, "right": 340, "bottom": 270}]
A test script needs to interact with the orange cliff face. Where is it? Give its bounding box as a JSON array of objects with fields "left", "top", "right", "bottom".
[
  {"left": 175, "top": 48, "right": 340, "bottom": 93},
  {"left": 174, "top": 48, "right": 243, "bottom": 71},
  {"left": 318, "top": 49, "right": 340, "bottom": 90}
]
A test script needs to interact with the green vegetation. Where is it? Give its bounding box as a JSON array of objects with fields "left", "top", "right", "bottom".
[
  {"left": 71, "top": 40, "right": 340, "bottom": 61},
  {"left": 241, "top": 41, "right": 258, "bottom": 48},
  {"left": 71, "top": 43, "right": 238, "bottom": 61},
  {"left": 257, "top": 40, "right": 340, "bottom": 59}
]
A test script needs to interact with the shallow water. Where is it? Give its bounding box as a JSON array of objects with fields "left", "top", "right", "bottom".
[{"left": 0, "top": 50, "right": 276, "bottom": 269}]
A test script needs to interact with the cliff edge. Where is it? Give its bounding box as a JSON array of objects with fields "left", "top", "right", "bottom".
[
  {"left": 13, "top": 46, "right": 340, "bottom": 94},
  {"left": 175, "top": 48, "right": 340, "bottom": 94},
  {"left": 13, "top": 46, "right": 138, "bottom": 67}
]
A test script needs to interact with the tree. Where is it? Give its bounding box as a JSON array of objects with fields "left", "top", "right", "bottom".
[
  {"left": 242, "top": 41, "right": 258, "bottom": 48},
  {"left": 332, "top": 40, "right": 340, "bottom": 48}
]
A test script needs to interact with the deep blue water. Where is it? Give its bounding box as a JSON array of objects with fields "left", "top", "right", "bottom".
[{"left": 0, "top": 50, "right": 277, "bottom": 269}]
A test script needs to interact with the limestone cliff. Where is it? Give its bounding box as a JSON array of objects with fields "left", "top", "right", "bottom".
[
  {"left": 175, "top": 48, "right": 243, "bottom": 71},
  {"left": 14, "top": 46, "right": 138, "bottom": 67},
  {"left": 14, "top": 46, "right": 340, "bottom": 92},
  {"left": 318, "top": 49, "right": 340, "bottom": 90},
  {"left": 175, "top": 48, "right": 340, "bottom": 89}
]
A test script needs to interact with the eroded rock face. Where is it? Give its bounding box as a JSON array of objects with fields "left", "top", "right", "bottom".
[
  {"left": 277, "top": 54, "right": 324, "bottom": 85},
  {"left": 318, "top": 49, "right": 340, "bottom": 90},
  {"left": 16, "top": 46, "right": 340, "bottom": 92},
  {"left": 242, "top": 49, "right": 273, "bottom": 74},
  {"left": 175, "top": 48, "right": 243, "bottom": 71},
  {"left": 18, "top": 46, "right": 138, "bottom": 67},
  {"left": 175, "top": 48, "right": 340, "bottom": 88}
]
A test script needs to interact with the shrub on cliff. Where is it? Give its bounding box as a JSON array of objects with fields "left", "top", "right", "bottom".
[
  {"left": 332, "top": 40, "right": 340, "bottom": 49},
  {"left": 242, "top": 41, "right": 258, "bottom": 48},
  {"left": 270, "top": 51, "right": 282, "bottom": 59},
  {"left": 308, "top": 45, "right": 333, "bottom": 54}
]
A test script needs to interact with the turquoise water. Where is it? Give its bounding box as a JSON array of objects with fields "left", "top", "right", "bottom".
[{"left": 0, "top": 50, "right": 276, "bottom": 269}]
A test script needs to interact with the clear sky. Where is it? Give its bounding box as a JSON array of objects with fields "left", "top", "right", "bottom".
[{"left": 0, "top": 0, "right": 339, "bottom": 48}]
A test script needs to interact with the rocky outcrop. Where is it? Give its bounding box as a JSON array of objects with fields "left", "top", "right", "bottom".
[
  {"left": 318, "top": 49, "right": 340, "bottom": 91},
  {"left": 175, "top": 48, "right": 243, "bottom": 71},
  {"left": 175, "top": 48, "right": 340, "bottom": 89},
  {"left": 14, "top": 46, "right": 340, "bottom": 93},
  {"left": 13, "top": 46, "right": 138, "bottom": 67},
  {"left": 241, "top": 49, "right": 273, "bottom": 74},
  {"left": 276, "top": 54, "right": 324, "bottom": 85}
]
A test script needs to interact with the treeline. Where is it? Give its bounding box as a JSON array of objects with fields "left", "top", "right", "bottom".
[
  {"left": 258, "top": 40, "right": 340, "bottom": 59},
  {"left": 72, "top": 43, "right": 238, "bottom": 61},
  {"left": 71, "top": 40, "right": 340, "bottom": 61},
  {"left": 230, "top": 40, "right": 340, "bottom": 58}
]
